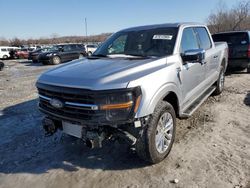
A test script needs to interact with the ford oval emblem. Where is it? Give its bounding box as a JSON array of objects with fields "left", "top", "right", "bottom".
[{"left": 50, "top": 99, "right": 64, "bottom": 109}]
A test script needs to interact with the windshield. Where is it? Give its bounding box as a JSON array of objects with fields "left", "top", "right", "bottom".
[
  {"left": 93, "top": 27, "right": 178, "bottom": 57},
  {"left": 49, "top": 45, "right": 61, "bottom": 52}
]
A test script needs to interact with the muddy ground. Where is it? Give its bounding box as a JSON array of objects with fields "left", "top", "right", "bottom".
[{"left": 0, "top": 60, "right": 249, "bottom": 188}]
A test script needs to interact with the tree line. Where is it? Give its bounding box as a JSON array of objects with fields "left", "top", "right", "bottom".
[
  {"left": 207, "top": 0, "right": 250, "bottom": 34},
  {"left": 0, "top": 33, "right": 112, "bottom": 47}
]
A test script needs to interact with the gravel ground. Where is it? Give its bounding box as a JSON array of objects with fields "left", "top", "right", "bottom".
[{"left": 0, "top": 60, "right": 249, "bottom": 188}]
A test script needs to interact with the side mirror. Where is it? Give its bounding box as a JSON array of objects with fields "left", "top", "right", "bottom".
[{"left": 181, "top": 49, "right": 205, "bottom": 64}]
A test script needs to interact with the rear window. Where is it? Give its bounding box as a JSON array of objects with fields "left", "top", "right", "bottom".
[
  {"left": 87, "top": 45, "right": 97, "bottom": 48},
  {"left": 212, "top": 32, "right": 249, "bottom": 45}
]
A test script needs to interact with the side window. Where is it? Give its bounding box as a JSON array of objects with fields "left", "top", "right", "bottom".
[
  {"left": 70, "top": 45, "right": 77, "bottom": 50},
  {"left": 108, "top": 34, "right": 127, "bottom": 54},
  {"left": 63, "top": 45, "right": 72, "bottom": 52},
  {"left": 195, "top": 27, "right": 212, "bottom": 50},
  {"left": 180, "top": 28, "right": 199, "bottom": 53},
  {"left": 1, "top": 48, "right": 7, "bottom": 52},
  {"left": 77, "top": 44, "right": 84, "bottom": 49}
]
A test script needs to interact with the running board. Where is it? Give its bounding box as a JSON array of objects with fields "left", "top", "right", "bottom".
[{"left": 180, "top": 86, "right": 216, "bottom": 118}]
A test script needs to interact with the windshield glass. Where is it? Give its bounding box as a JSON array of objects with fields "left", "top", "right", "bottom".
[
  {"left": 93, "top": 27, "right": 178, "bottom": 57},
  {"left": 49, "top": 46, "right": 60, "bottom": 52}
]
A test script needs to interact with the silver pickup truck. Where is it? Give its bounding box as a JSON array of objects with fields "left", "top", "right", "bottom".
[{"left": 36, "top": 23, "right": 228, "bottom": 163}]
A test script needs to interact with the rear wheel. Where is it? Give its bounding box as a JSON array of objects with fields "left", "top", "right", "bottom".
[
  {"left": 135, "top": 101, "right": 176, "bottom": 164},
  {"left": 213, "top": 66, "right": 225, "bottom": 95},
  {"left": 52, "top": 56, "right": 61, "bottom": 65},
  {"left": 3, "top": 55, "right": 8, "bottom": 59},
  {"left": 79, "top": 53, "right": 84, "bottom": 59}
]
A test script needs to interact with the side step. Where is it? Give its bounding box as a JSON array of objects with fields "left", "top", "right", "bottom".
[{"left": 181, "top": 86, "right": 216, "bottom": 118}]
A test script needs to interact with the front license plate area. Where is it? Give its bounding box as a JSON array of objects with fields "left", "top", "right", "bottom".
[{"left": 62, "top": 121, "right": 82, "bottom": 138}]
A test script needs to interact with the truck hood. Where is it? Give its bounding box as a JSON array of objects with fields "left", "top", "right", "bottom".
[{"left": 37, "top": 57, "right": 167, "bottom": 90}]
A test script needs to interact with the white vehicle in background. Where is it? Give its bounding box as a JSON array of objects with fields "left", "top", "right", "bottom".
[
  {"left": 0, "top": 46, "right": 18, "bottom": 59},
  {"left": 85, "top": 44, "right": 98, "bottom": 56}
]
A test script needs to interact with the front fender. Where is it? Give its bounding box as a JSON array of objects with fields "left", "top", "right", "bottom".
[{"left": 135, "top": 82, "right": 181, "bottom": 118}]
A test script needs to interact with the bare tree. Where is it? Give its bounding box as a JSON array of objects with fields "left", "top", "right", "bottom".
[
  {"left": 9, "top": 37, "right": 23, "bottom": 47},
  {"left": 207, "top": 0, "right": 250, "bottom": 33},
  {"left": 0, "top": 37, "right": 9, "bottom": 46}
]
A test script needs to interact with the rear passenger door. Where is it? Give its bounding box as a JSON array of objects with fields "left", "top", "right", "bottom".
[
  {"left": 69, "top": 44, "right": 80, "bottom": 60},
  {"left": 180, "top": 27, "right": 206, "bottom": 107},
  {"left": 194, "top": 27, "right": 219, "bottom": 85},
  {"left": 61, "top": 45, "right": 73, "bottom": 62}
]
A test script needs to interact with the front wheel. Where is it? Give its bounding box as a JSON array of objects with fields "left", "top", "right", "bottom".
[
  {"left": 247, "top": 67, "right": 250, "bottom": 73},
  {"left": 135, "top": 101, "right": 176, "bottom": 164},
  {"left": 87, "top": 51, "right": 92, "bottom": 56},
  {"left": 213, "top": 66, "right": 225, "bottom": 95},
  {"left": 52, "top": 56, "right": 61, "bottom": 65}
]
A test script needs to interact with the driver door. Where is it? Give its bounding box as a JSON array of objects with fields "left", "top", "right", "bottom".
[{"left": 180, "top": 27, "right": 206, "bottom": 108}]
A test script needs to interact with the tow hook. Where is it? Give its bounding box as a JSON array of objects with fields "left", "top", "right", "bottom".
[
  {"left": 85, "top": 131, "right": 106, "bottom": 148},
  {"left": 42, "top": 117, "right": 57, "bottom": 136}
]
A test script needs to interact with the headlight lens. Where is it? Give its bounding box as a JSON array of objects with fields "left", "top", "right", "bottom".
[
  {"left": 100, "top": 87, "right": 141, "bottom": 122},
  {"left": 46, "top": 53, "right": 53, "bottom": 56}
]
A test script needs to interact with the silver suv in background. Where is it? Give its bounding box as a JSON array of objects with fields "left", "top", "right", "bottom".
[
  {"left": 36, "top": 23, "right": 228, "bottom": 163},
  {"left": 85, "top": 44, "right": 98, "bottom": 56}
]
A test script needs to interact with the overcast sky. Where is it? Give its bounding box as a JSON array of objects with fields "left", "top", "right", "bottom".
[{"left": 0, "top": 0, "right": 239, "bottom": 39}]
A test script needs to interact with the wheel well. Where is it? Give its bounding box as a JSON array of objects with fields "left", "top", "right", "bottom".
[
  {"left": 162, "top": 92, "right": 179, "bottom": 117},
  {"left": 221, "top": 58, "right": 226, "bottom": 70}
]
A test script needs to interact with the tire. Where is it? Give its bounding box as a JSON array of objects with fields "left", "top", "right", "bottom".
[
  {"left": 135, "top": 101, "right": 176, "bottom": 164},
  {"left": 213, "top": 66, "right": 225, "bottom": 95},
  {"left": 88, "top": 51, "right": 92, "bottom": 56},
  {"left": 79, "top": 53, "right": 84, "bottom": 59},
  {"left": 0, "top": 62, "right": 4, "bottom": 71},
  {"left": 247, "top": 67, "right": 250, "bottom": 73},
  {"left": 3, "top": 55, "right": 8, "bottom": 59},
  {"left": 52, "top": 56, "right": 61, "bottom": 65}
]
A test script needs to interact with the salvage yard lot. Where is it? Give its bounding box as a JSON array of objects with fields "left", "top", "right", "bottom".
[{"left": 0, "top": 60, "right": 250, "bottom": 188}]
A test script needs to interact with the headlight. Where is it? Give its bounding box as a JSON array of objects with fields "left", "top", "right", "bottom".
[
  {"left": 46, "top": 53, "right": 53, "bottom": 57},
  {"left": 100, "top": 87, "right": 141, "bottom": 122}
]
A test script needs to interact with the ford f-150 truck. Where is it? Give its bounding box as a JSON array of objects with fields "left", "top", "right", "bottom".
[{"left": 36, "top": 23, "right": 228, "bottom": 163}]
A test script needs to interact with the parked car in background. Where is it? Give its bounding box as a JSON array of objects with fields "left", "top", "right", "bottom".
[
  {"left": 15, "top": 48, "right": 33, "bottom": 59},
  {"left": 0, "top": 61, "right": 4, "bottom": 70},
  {"left": 38, "top": 44, "right": 86, "bottom": 65},
  {"left": 36, "top": 23, "right": 228, "bottom": 163},
  {"left": 212, "top": 31, "right": 250, "bottom": 72},
  {"left": 0, "top": 47, "right": 10, "bottom": 59},
  {"left": 85, "top": 44, "right": 98, "bottom": 56},
  {"left": 28, "top": 47, "right": 51, "bottom": 63},
  {"left": 0, "top": 46, "right": 18, "bottom": 59}
]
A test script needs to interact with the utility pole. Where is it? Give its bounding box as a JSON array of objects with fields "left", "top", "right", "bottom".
[{"left": 85, "top": 18, "right": 88, "bottom": 44}]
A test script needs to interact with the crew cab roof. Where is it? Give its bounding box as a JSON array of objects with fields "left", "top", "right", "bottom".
[{"left": 120, "top": 22, "right": 205, "bottom": 32}]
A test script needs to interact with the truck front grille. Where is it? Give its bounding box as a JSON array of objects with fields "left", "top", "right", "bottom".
[{"left": 37, "top": 84, "right": 106, "bottom": 122}]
